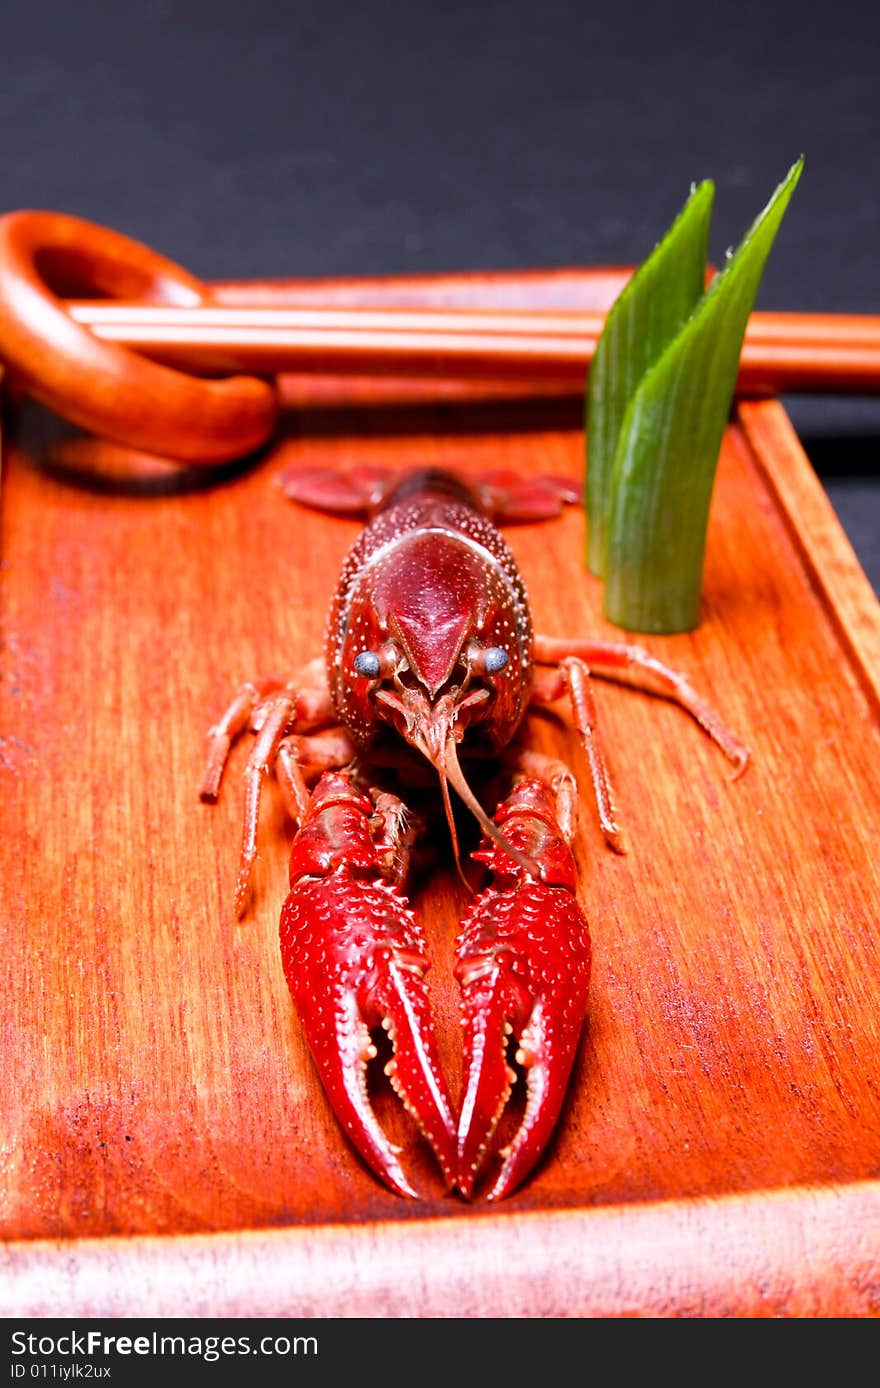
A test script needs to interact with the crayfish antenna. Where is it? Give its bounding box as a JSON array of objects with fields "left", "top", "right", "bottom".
[
  {"left": 441, "top": 735, "right": 541, "bottom": 882},
  {"left": 437, "top": 769, "right": 476, "bottom": 893}
]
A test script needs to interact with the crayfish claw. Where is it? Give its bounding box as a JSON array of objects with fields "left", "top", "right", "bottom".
[
  {"left": 279, "top": 772, "right": 457, "bottom": 1197},
  {"left": 480, "top": 1000, "right": 577, "bottom": 1203},
  {"left": 301, "top": 987, "right": 423, "bottom": 1200},
  {"left": 454, "top": 955, "right": 526, "bottom": 1198},
  {"left": 455, "top": 777, "right": 591, "bottom": 1200}
]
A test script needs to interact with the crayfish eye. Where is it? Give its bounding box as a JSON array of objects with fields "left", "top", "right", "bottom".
[
  {"left": 354, "top": 650, "right": 381, "bottom": 678},
  {"left": 483, "top": 646, "right": 509, "bottom": 674},
  {"left": 464, "top": 640, "right": 510, "bottom": 679}
]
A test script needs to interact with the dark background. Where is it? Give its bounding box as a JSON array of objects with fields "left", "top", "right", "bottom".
[{"left": 2, "top": 0, "right": 878, "bottom": 589}]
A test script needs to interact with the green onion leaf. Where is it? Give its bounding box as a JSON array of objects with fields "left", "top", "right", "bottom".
[
  {"left": 585, "top": 179, "right": 714, "bottom": 576},
  {"left": 594, "top": 156, "right": 804, "bottom": 634}
]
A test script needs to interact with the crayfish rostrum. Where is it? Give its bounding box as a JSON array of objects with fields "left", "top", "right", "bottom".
[{"left": 201, "top": 464, "right": 748, "bottom": 1200}]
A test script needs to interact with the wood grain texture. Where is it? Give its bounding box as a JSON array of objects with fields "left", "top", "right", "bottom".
[
  {"left": 1, "top": 269, "right": 879, "bottom": 1318},
  {"left": 738, "top": 397, "right": 880, "bottom": 713}
]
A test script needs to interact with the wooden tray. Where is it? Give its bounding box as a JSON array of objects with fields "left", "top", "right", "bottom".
[{"left": 2, "top": 269, "right": 879, "bottom": 1319}]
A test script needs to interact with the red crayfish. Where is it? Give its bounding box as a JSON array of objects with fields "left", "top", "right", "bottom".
[{"left": 200, "top": 464, "right": 748, "bottom": 1200}]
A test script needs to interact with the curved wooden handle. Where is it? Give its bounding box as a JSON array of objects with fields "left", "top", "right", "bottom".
[{"left": 0, "top": 210, "right": 278, "bottom": 463}]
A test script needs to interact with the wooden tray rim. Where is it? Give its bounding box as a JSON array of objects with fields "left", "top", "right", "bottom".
[
  {"left": 3, "top": 1176, "right": 879, "bottom": 1319},
  {"left": 2, "top": 343, "right": 879, "bottom": 1321}
]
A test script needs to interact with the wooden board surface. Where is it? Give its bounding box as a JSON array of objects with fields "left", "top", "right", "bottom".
[{"left": 1, "top": 269, "right": 879, "bottom": 1318}]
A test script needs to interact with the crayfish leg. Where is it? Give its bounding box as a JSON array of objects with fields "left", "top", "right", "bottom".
[
  {"left": 230, "top": 689, "right": 300, "bottom": 917},
  {"left": 201, "top": 662, "right": 349, "bottom": 917},
  {"left": 532, "top": 633, "right": 750, "bottom": 773},
  {"left": 275, "top": 728, "right": 359, "bottom": 826},
  {"left": 530, "top": 659, "right": 625, "bottom": 854},
  {"left": 199, "top": 676, "right": 288, "bottom": 803},
  {"left": 502, "top": 747, "right": 579, "bottom": 846}
]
